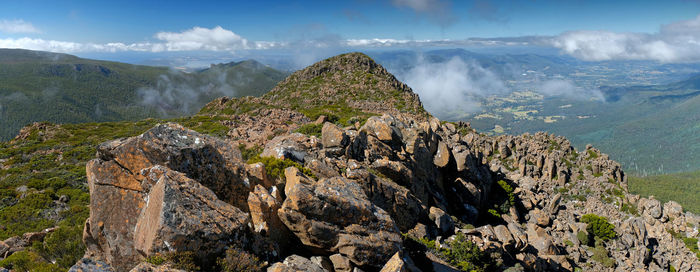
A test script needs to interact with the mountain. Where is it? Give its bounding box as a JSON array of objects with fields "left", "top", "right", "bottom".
[
  {"left": 0, "top": 49, "right": 286, "bottom": 140},
  {"left": 0, "top": 52, "right": 698, "bottom": 271}
]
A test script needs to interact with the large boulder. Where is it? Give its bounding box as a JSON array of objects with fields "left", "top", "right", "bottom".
[
  {"left": 248, "top": 184, "right": 292, "bottom": 254},
  {"left": 132, "top": 167, "right": 250, "bottom": 262},
  {"left": 94, "top": 123, "right": 250, "bottom": 210},
  {"left": 278, "top": 176, "right": 402, "bottom": 268},
  {"left": 83, "top": 124, "right": 254, "bottom": 271},
  {"left": 322, "top": 122, "right": 349, "bottom": 148},
  {"left": 267, "top": 255, "right": 329, "bottom": 272}
]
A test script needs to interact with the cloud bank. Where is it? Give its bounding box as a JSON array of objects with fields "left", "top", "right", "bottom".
[
  {"left": 551, "top": 14, "right": 700, "bottom": 62},
  {"left": 396, "top": 56, "right": 507, "bottom": 117},
  {"left": 0, "top": 19, "right": 40, "bottom": 34}
]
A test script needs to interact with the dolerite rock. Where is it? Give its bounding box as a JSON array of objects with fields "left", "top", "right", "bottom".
[
  {"left": 132, "top": 167, "right": 250, "bottom": 262},
  {"left": 322, "top": 122, "right": 349, "bottom": 148},
  {"left": 429, "top": 207, "right": 454, "bottom": 235},
  {"left": 267, "top": 255, "right": 329, "bottom": 272},
  {"left": 69, "top": 258, "right": 115, "bottom": 272},
  {"left": 433, "top": 141, "right": 450, "bottom": 167},
  {"left": 83, "top": 159, "right": 147, "bottom": 271},
  {"left": 278, "top": 176, "right": 402, "bottom": 268},
  {"left": 261, "top": 133, "right": 315, "bottom": 162},
  {"left": 82, "top": 124, "right": 253, "bottom": 271},
  {"left": 94, "top": 123, "right": 250, "bottom": 210},
  {"left": 379, "top": 252, "right": 411, "bottom": 272},
  {"left": 361, "top": 116, "right": 396, "bottom": 142},
  {"left": 129, "top": 263, "right": 186, "bottom": 272},
  {"left": 248, "top": 184, "right": 291, "bottom": 254}
]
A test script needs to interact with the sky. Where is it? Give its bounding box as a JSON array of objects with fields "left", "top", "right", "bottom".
[{"left": 2, "top": 0, "right": 700, "bottom": 64}]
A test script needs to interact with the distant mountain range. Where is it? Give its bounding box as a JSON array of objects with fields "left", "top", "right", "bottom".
[{"left": 0, "top": 49, "right": 286, "bottom": 140}]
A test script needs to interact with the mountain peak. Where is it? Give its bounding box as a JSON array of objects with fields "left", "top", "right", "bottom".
[{"left": 201, "top": 52, "right": 428, "bottom": 123}]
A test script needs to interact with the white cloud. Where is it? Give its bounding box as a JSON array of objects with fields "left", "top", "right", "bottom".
[
  {"left": 0, "top": 19, "right": 40, "bottom": 34},
  {"left": 154, "top": 26, "right": 253, "bottom": 51},
  {"left": 0, "top": 26, "right": 280, "bottom": 53},
  {"left": 0, "top": 37, "right": 154, "bottom": 53},
  {"left": 397, "top": 56, "right": 507, "bottom": 117},
  {"left": 551, "top": 14, "right": 700, "bottom": 62}
]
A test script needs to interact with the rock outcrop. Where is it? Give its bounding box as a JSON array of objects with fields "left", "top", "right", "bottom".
[{"left": 73, "top": 53, "right": 700, "bottom": 272}]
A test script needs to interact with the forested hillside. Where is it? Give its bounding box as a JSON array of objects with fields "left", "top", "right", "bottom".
[{"left": 0, "top": 49, "right": 286, "bottom": 140}]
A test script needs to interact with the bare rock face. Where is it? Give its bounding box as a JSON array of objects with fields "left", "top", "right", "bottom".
[
  {"left": 132, "top": 167, "right": 250, "bottom": 261},
  {"left": 94, "top": 123, "right": 250, "bottom": 210},
  {"left": 278, "top": 176, "right": 402, "bottom": 268},
  {"left": 83, "top": 124, "right": 254, "bottom": 271},
  {"left": 322, "top": 122, "right": 349, "bottom": 148},
  {"left": 69, "top": 258, "right": 115, "bottom": 272},
  {"left": 248, "top": 184, "right": 292, "bottom": 254},
  {"left": 267, "top": 255, "right": 329, "bottom": 272}
]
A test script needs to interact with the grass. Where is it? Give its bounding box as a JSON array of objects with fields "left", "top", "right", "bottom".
[
  {"left": 629, "top": 170, "right": 700, "bottom": 214},
  {"left": 0, "top": 116, "right": 237, "bottom": 271},
  {"left": 294, "top": 123, "right": 323, "bottom": 138}
]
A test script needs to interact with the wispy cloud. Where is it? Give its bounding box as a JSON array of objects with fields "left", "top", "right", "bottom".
[
  {"left": 550, "top": 14, "right": 700, "bottom": 62},
  {"left": 0, "top": 19, "right": 40, "bottom": 34},
  {"left": 390, "top": 0, "right": 456, "bottom": 27}
]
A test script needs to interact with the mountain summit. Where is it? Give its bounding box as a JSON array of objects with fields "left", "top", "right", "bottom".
[{"left": 201, "top": 52, "right": 427, "bottom": 123}]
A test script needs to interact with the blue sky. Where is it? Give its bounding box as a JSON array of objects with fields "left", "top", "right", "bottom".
[
  {"left": 1, "top": 0, "right": 699, "bottom": 41},
  {"left": 2, "top": 0, "right": 700, "bottom": 64}
]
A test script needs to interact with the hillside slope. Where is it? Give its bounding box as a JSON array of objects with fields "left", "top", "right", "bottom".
[{"left": 0, "top": 49, "right": 286, "bottom": 140}]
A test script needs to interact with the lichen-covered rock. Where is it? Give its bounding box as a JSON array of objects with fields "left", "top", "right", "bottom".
[
  {"left": 248, "top": 184, "right": 291, "bottom": 254},
  {"left": 278, "top": 176, "right": 402, "bottom": 268},
  {"left": 267, "top": 255, "right": 329, "bottom": 272},
  {"left": 322, "top": 122, "right": 349, "bottom": 148},
  {"left": 69, "top": 258, "right": 115, "bottom": 272},
  {"left": 132, "top": 167, "right": 250, "bottom": 262}
]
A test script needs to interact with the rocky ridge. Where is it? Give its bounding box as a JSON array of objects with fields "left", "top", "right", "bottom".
[{"left": 70, "top": 53, "right": 700, "bottom": 271}]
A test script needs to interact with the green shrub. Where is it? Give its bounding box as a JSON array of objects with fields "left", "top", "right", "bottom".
[
  {"left": 564, "top": 240, "right": 574, "bottom": 247},
  {"left": 581, "top": 214, "right": 616, "bottom": 241},
  {"left": 248, "top": 156, "right": 316, "bottom": 181},
  {"left": 217, "top": 248, "right": 264, "bottom": 272},
  {"left": 238, "top": 144, "right": 262, "bottom": 162},
  {"left": 165, "top": 251, "right": 200, "bottom": 271},
  {"left": 34, "top": 223, "right": 86, "bottom": 268},
  {"left": 0, "top": 251, "right": 62, "bottom": 272},
  {"left": 294, "top": 123, "right": 323, "bottom": 137},
  {"left": 577, "top": 230, "right": 590, "bottom": 246},
  {"left": 407, "top": 233, "right": 495, "bottom": 272},
  {"left": 587, "top": 150, "right": 599, "bottom": 159},
  {"left": 146, "top": 254, "right": 166, "bottom": 265},
  {"left": 443, "top": 233, "right": 496, "bottom": 272},
  {"left": 591, "top": 243, "right": 614, "bottom": 267}
]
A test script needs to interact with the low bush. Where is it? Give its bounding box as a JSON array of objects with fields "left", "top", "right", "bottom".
[
  {"left": 247, "top": 156, "right": 316, "bottom": 181},
  {"left": 407, "top": 233, "right": 495, "bottom": 272},
  {"left": 217, "top": 248, "right": 264, "bottom": 272},
  {"left": 581, "top": 214, "right": 617, "bottom": 241},
  {"left": 294, "top": 123, "right": 323, "bottom": 137}
]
